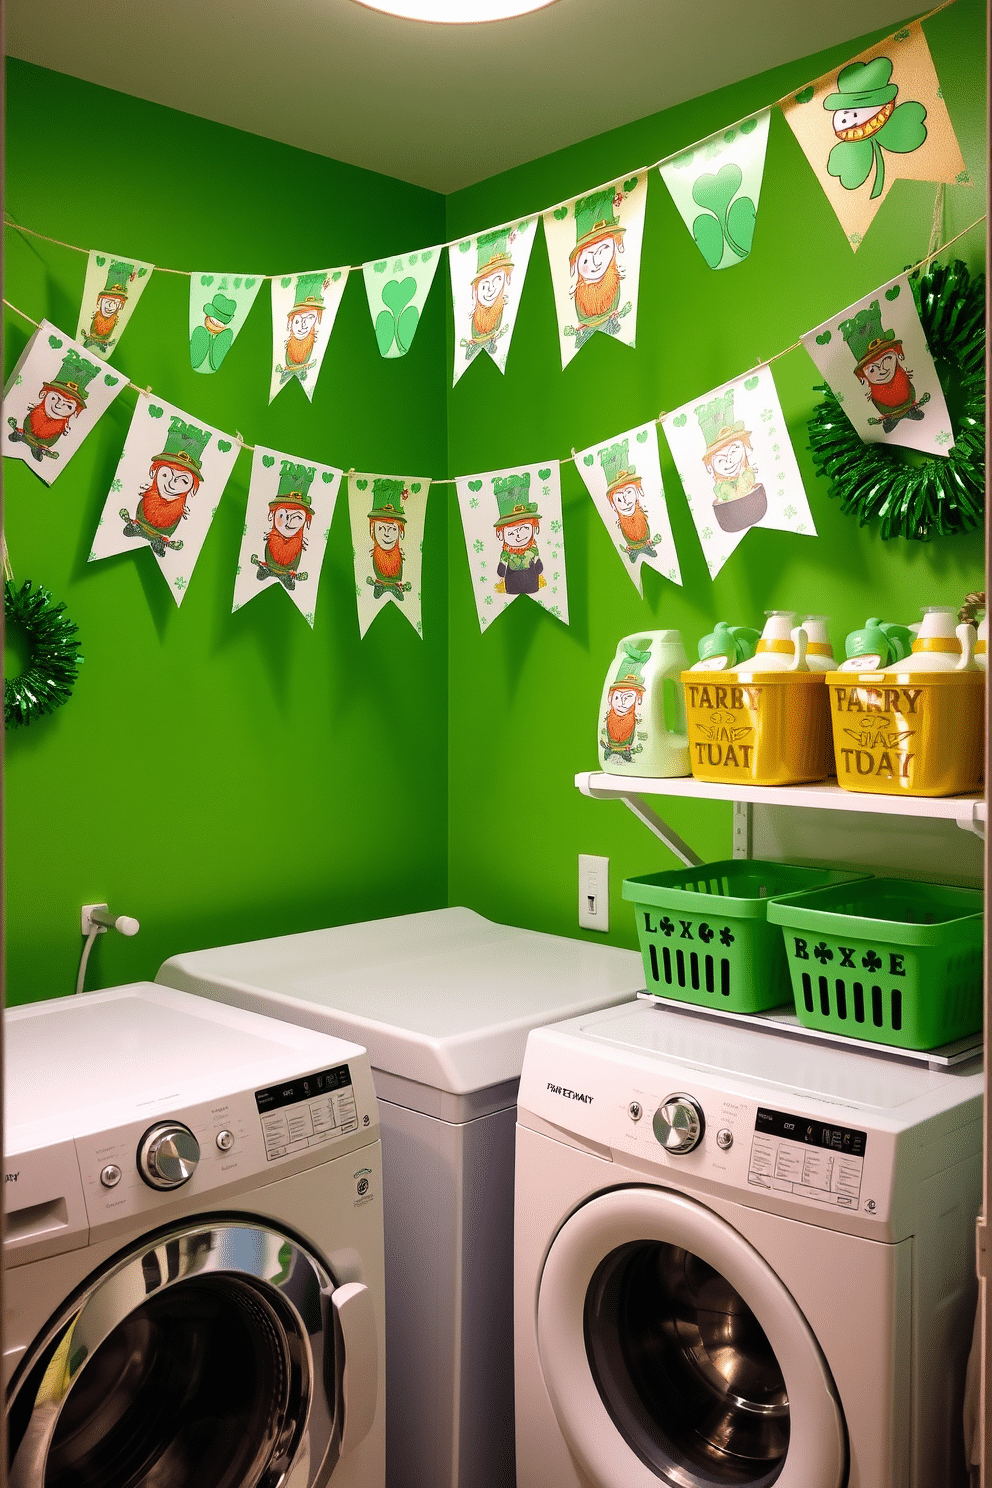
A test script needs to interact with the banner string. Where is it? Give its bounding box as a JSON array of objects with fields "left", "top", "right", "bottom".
[
  {"left": 2, "top": 213, "right": 983, "bottom": 485},
  {"left": 1, "top": 0, "right": 960, "bottom": 280}
]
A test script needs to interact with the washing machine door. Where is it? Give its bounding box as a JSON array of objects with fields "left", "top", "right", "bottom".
[
  {"left": 6, "top": 1217, "right": 378, "bottom": 1488},
  {"left": 536, "top": 1186, "right": 846, "bottom": 1488}
]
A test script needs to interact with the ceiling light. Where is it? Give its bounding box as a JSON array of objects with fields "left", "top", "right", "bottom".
[{"left": 353, "top": 0, "right": 559, "bottom": 21}]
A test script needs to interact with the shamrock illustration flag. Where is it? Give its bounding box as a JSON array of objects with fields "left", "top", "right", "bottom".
[
  {"left": 269, "top": 267, "right": 349, "bottom": 405},
  {"left": 542, "top": 173, "right": 648, "bottom": 370},
  {"left": 575, "top": 423, "right": 682, "bottom": 595},
  {"left": 75, "top": 251, "right": 155, "bottom": 361},
  {"left": 662, "top": 366, "right": 816, "bottom": 580},
  {"left": 802, "top": 273, "right": 954, "bottom": 456},
  {"left": 363, "top": 246, "right": 443, "bottom": 359},
  {"left": 347, "top": 473, "right": 430, "bottom": 637},
  {"left": 2, "top": 321, "right": 127, "bottom": 487},
  {"left": 455, "top": 461, "right": 568, "bottom": 633},
  {"left": 449, "top": 218, "right": 537, "bottom": 386},
  {"left": 233, "top": 449, "right": 342, "bottom": 627},
  {"left": 189, "top": 271, "right": 265, "bottom": 374},
  {"left": 781, "top": 21, "right": 967, "bottom": 249},
  {"left": 658, "top": 112, "right": 771, "bottom": 270},
  {"left": 89, "top": 396, "right": 241, "bottom": 605}
]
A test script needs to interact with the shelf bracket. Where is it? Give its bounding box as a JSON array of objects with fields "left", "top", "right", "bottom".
[
  {"left": 619, "top": 794, "right": 704, "bottom": 868},
  {"left": 956, "top": 801, "right": 986, "bottom": 842}
]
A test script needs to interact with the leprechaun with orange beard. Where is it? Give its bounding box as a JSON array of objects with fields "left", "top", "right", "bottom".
[
  {"left": 252, "top": 461, "right": 314, "bottom": 592},
  {"left": 365, "top": 480, "right": 412, "bottom": 602},
  {"left": 83, "top": 260, "right": 134, "bottom": 353},
  {"left": 600, "top": 648, "right": 648, "bottom": 763},
  {"left": 598, "top": 439, "right": 660, "bottom": 564},
  {"left": 463, "top": 228, "right": 513, "bottom": 362},
  {"left": 568, "top": 188, "right": 632, "bottom": 349},
  {"left": 8, "top": 349, "right": 100, "bottom": 463},
  {"left": 279, "top": 273, "right": 327, "bottom": 387},
  {"left": 120, "top": 417, "right": 211, "bottom": 558},
  {"left": 841, "top": 299, "right": 928, "bottom": 433},
  {"left": 493, "top": 473, "right": 546, "bottom": 596}
]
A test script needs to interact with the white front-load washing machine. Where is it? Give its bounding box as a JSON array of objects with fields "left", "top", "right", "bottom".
[
  {"left": 514, "top": 1000, "right": 983, "bottom": 1488},
  {"left": 4, "top": 983, "right": 386, "bottom": 1488},
  {"left": 156, "top": 905, "right": 644, "bottom": 1488}
]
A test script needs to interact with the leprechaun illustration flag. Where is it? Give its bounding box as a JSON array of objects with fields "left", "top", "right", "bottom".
[
  {"left": 268, "top": 268, "right": 349, "bottom": 405},
  {"left": 89, "top": 396, "right": 241, "bottom": 605},
  {"left": 542, "top": 175, "right": 647, "bottom": 370},
  {"left": 3, "top": 322, "right": 127, "bottom": 487},
  {"left": 662, "top": 367, "right": 815, "bottom": 580},
  {"left": 347, "top": 473, "right": 431, "bottom": 637},
  {"left": 189, "top": 271, "right": 265, "bottom": 374},
  {"left": 449, "top": 219, "right": 537, "bottom": 386},
  {"left": 455, "top": 462, "right": 568, "bottom": 633},
  {"left": 781, "top": 21, "right": 967, "bottom": 249},
  {"left": 75, "top": 251, "right": 154, "bottom": 361},
  {"left": 658, "top": 112, "right": 771, "bottom": 271},
  {"left": 574, "top": 424, "right": 682, "bottom": 594},
  {"left": 233, "top": 449, "right": 342, "bottom": 625},
  {"left": 363, "top": 246, "right": 443, "bottom": 359},
  {"left": 802, "top": 273, "right": 954, "bottom": 456}
]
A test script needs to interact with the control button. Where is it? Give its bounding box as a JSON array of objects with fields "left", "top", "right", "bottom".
[
  {"left": 716, "top": 1128, "right": 734, "bottom": 1150},
  {"left": 628, "top": 1101, "right": 643, "bottom": 1122},
  {"left": 216, "top": 1130, "right": 235, "bottom": 1152},
  {"left": 100, "top": 1164, "right": 122, "bottom": 1188},
  {"left": 653, "top": 1094, "right": 705, "bottom": 1155},
  {"left": 137, "top": 1122, "right": 201, "bottom": 1191}
]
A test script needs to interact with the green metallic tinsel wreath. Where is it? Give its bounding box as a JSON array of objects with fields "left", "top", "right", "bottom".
[
  {"left": 807, "top": 258, "right": 985, "bottom": 540},
  {"left": 4, "top": 579, "right": 83, "bottom": 729}
]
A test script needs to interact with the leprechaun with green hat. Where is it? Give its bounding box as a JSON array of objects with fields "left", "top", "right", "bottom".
[
  {"left": 840, "top": 299, "right": 928, "bottom": 432},
  {"left": 601, "top": 641, "right": 649, "bottom": 761},
  {"left": 366, "top": 479, "right": 412, "bottom": 602},
  {"left": 190, "top": 291, "right": 238, "bottom": 373},
  {"left": 567, "top": 186, "right": 632, "bottom": 347},
  {"left": 83, "top": 260, "right": 134, "bottom": 352},
  {"left": 251, "top": 461, "right": 314, "bottom": 591},
  {"left": 493, "top": 473, "right": 545, "bottom": 595},
  {"left": 120, "top": 416, "right": 211, "bottom": 557},
  {"left": 279, "top": 273, "right": 328, "bottom": 385},
  {"left": 8, "top": 347, "right": 101, "bottom": 462},
  {"left": 463, "top": 229, "right": 513, "bottom": 360},
  {"left": 599, "top": 439, "right": 660, "bottom": 563},
  {"left": 696, "top": 390, "right": 767, "bottom": 534}
]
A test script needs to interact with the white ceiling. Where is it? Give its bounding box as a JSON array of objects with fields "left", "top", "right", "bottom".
[{"left": 6, "top": 0, "right": 915, "bottom": 193}]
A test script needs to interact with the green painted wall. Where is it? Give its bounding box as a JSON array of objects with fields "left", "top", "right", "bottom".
[
  {"left": 3, "top": 60, "right": 449, "bottom": 1003},
  {"left": 444, "top": 1, "right": 986, "bottom": 949}
]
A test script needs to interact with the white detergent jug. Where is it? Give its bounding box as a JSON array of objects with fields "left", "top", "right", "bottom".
[
  {"left": 801, "top": 615, "right": 836, "bottom": 672},
  {"left": 598, "top": 631, "right": 690, "bottom": 777},
  {"left": 976, "top": 616, "right": 987, "bottom": 670},
  {"left": 879, "top": 605, "right": 978, "bottom": 674},
  {"left": 735, "top": 612, "right": 810, "bottom": 676}
]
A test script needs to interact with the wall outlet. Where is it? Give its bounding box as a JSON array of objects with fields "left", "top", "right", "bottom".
[
  {"left": 578, "top": 854, "right": 609, "bottom": 932},
  {"left": 81, "top": 903, "right": 109, "bottom": 935}
]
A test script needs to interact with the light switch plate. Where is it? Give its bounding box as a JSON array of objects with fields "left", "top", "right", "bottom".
[{"left": 578, "top": 854, "right": 609, "bottom": 932}]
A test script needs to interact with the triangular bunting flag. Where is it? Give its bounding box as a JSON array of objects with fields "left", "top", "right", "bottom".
[
  {"left": 662, "top": 365, "right": 816, "bottom": 579},
  {"left": 449, "top": 218, "right": 537, "bottom": 386},
  {"left": 575, "top": 423, "right": 682, "bottom": 594},
  {"left": 89, "top": 396, "right": 240, "bottom": 605},
  {"left": 233, "top": 448, "right": 342, "bottom": 626},
  {"left": 268, "top": 267, "right": 349, "bottom": 404},
  {"left": 347, "top": 473, "right": 430, "bottom": 636},
  {"left": 76, "top": 251, "right": 154, "bottom": 360},
  {"left": 456, "top": 461, "right": 568, "bottom": 632},
  {"left": 542, "top": 173, "right": 648, "bottom": 369},
  {"left": 802, "top": 272, "right": 955, "bottom": 455},
  {"left": 781, "top": 21, "right": 967, "bottom": 250},
  {"left": 3, "top": 321, "right": 127, "bottom": 486},
  {"left": 363, "top": 247, "right": 442, "bottom": 359},
  {"left": 659, "top": 112, "right": 771, "bottom": 270},
  {"left": 189, "top": 271, "right": 265, "bottom": 374}
]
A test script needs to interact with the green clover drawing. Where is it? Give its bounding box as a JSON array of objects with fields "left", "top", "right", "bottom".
[
  {"left": 691, "top": 163, "right": 756, "bottom": 267},
  {"left": 824, "top": 59, "right": 927, "bottom": 201}
]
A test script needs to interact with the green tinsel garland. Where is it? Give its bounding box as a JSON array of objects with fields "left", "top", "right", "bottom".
[
  {"left": 807, "top": 258, "right": 985, "bottom": 541},
  {"left": 4, "top": 579, "right": 83, "bottom": 729}
]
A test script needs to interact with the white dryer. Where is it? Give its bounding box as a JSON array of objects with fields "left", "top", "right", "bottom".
[
  {"left": 156, "top": 906, "right": 643, "bottom": 1488},
  {"left": 514, "top": 1000, "right": 983, "bottom": 1488},
  {"left": 4, "top": 983, "right": 386, "bottom": 1488}
]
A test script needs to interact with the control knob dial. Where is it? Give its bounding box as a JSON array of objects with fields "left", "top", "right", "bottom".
[
  {"left": 138, "top": 1122, "right": 201, "bottom": 1190},
  {"left": 652, "top": 1094, "right": 705, "bottom": 1154}
]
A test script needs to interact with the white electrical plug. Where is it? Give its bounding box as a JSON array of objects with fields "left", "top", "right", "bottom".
[{"left": 81, "top": 904, "right": 141, "bottom": 937}]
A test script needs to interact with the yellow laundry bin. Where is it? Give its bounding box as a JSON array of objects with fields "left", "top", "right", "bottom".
[
  {"left": 681, "top": 671, "right": 831, "bottom": 786},
  {"left": 826, "top": 669, "right": 984, "bottom": 797}
]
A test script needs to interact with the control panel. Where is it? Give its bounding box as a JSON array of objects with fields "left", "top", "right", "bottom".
[
  {"left": 255, "top": 1064, "right": 358, "bottom": 1161},
  {"left": 747, "top": 1106, "right": 867, "bottom": 1209}
]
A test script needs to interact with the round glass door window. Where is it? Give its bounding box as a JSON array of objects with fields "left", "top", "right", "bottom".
[{"left": 585, "top": 1239, "right": 788, "bottom": 1486}]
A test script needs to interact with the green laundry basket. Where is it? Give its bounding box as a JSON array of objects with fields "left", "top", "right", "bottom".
[
  {"left": 768, "top": 878, "right": 983, "bottom": 1050},
  {"left": 623, "top": 861, "right": 870, "bottom": 1013}
]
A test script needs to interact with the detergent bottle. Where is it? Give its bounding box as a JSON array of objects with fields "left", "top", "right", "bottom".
[
  {"left": 689, "top": 621, "right": 761, "bottom": 672},
  {"left": 598, "top": 632, "right": 690, "bottom": 777},
  {"left": 801, "top": 616, "right": 836, "bottom": 672}
]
